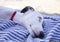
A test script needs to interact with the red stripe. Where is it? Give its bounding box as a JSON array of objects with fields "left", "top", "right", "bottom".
[{"left": 10, "top": 11, "right": 16, "bottom": 21}]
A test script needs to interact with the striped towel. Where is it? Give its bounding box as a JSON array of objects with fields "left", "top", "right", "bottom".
[
  {"left": 0, "top": 20, "right": 29, "bottom": 42},
  {"left": 43, "top": 14, "right": 60, "bottom": 41},
  {"left": 0, "top": 14, "right": 60, "bottom": 42}
]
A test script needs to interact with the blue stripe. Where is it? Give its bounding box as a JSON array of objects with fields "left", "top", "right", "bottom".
[
  {"left": 14, "top": 31, "right": 27, "bottom": 38},
  {"left": 10, "top": 31, "right": 24, "bottom": 40},
  {"left": 6, "top": 35, "right": 15, "bottom": 41},
  {"left": 8, "top": 33, "right": 22, "bottom": 41}
]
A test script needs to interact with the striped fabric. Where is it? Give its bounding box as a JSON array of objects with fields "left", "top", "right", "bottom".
[
  {"left": 43, "top": 14, "right": 60, "bottom": 41},
  {"left": 0, "top": 20, "right": 29, "bottom": 42},
  {"left": 0, "top": 14, "right": 60, "bottom": 42}
]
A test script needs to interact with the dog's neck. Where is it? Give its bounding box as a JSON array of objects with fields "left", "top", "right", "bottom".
[
  {"left": 10, "top": 9, "right": 33, "bottom": 20},
  {"left": 10, "top": 11, "right": 23, "bottom": 20}
]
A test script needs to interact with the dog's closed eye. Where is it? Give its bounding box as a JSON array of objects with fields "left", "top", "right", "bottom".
[
  {"left": 38, "top": 16, "right": 42, "bottom": 22},
  {"left": 30, "top": 24, "right": 32, "bottom": 27}
]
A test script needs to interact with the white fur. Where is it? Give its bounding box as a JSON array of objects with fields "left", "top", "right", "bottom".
[{"left": 13, "top": 9, "right": 43, "bottom": 37}]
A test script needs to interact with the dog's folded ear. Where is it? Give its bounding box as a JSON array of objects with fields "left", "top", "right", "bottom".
[{"left": 21, "top": 6, "right": 34, "bottom": 13}]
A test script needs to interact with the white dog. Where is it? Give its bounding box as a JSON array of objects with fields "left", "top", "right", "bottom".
[{"left": 10, "top": 6, "right": 44, "bottom": 39}]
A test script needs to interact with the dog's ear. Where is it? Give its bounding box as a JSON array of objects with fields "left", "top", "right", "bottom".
[{"left": 21, "top": 6, "right": 34, "bottom": 13}]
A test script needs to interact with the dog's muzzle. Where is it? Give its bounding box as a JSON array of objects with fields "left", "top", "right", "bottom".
[
  {"left": 36, "top": 31, "right": 44, "bottom": 39},
  {"left": 33, "top": 31, "right": 44, "bottom": 39}
]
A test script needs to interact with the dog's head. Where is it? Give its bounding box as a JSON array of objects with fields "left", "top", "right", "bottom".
[{"left": 13, "top": 6, "right": 44, "bottom": 39}]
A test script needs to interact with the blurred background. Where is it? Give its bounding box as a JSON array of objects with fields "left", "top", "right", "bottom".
[{"left": 0, "top": 0, "right": 60, "bottom": 14}]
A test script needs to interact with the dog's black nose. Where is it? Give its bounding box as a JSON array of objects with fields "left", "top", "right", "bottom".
[
  {"left": 39, "top": 31, "right": 44, "bottom": 39},
  {"left": 34, "top": 31, "right": 44, "bottom": 39}
]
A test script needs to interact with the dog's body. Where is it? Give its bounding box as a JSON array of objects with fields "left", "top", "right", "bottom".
[
  {"left": 12, "top": 6, "right": 44, "bottom": 38},
  {"left": 0, "top": 6, "right": 44, "bottom": 38}
]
